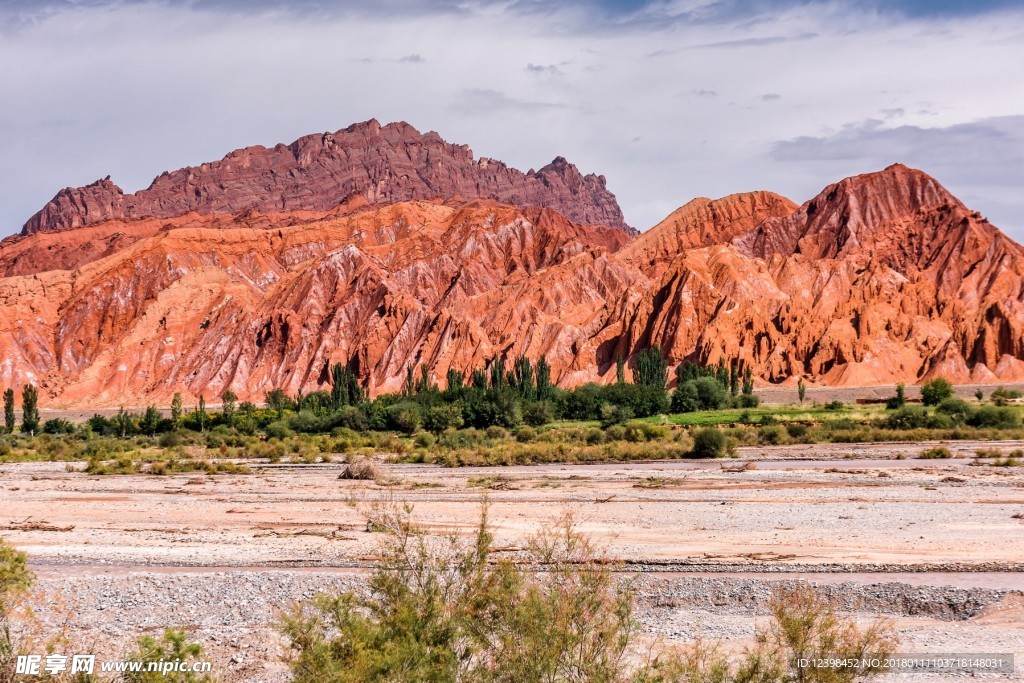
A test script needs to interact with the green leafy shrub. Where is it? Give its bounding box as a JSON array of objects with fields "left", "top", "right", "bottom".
[
  {"left": 122, "top": 628, "right": 214, "bottom": 683},
  {"left": 689, "top": 428, "right": 731, "bottom": 458},
  {"left": 424, "top": 404, "right": 464, "bottom": 433},
  {"left": 279, "top": 506, "right": 895, "bottom": 683},
  {"left": 786, "top": 423, "right": 808, "bottom": 439},
  {"left": 522, "top": 401, "right": 555, "bottom": 426},
  {"left": 918, "top": 446, "right": 952, "bottom": 459},
  {"left": 967, "top": 406, "right": 1019, "bottom": 428},
  {"left": 885, "top": 406, "right": 930, "bottom": 429},
  {"left": 265, "top": 420, "right": 295, "bottom": 440},
  {"left": 921, "top": 377, "right": 954, "bottom": 406},
  {"left": 936, "top": 397, "right": 973, "bottom": 424},
  {"left": 41, "top": 418, "right": 74, "bottom": 434}
]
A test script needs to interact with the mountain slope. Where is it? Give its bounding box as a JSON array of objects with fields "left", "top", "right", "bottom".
[
  {"left": 2, "top": 159, "right": 1022, "bottom": 406},
  {"left": 23, "top": 120, "right": 634, "bottom": 236}
]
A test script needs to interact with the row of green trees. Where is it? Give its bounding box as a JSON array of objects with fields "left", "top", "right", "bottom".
[
  {"left": 1, "top": 385, "right": 39, "bottom": 435},
  {"left": 2, "top": 351, "right": 763, "bottom": 439}
]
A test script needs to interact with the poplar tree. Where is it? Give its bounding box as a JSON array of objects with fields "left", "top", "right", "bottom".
[{"left": 21, "top": 384, "right": 39, "bottom": 435}]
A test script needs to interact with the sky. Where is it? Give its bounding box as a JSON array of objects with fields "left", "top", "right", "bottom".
[{"left": 1, "top": 0, "right": 1023, "bottom": 238}]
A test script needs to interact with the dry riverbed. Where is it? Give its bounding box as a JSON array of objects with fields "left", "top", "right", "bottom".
[{"left": 2, "top": 441, "right": 1023, "bottom": 681}]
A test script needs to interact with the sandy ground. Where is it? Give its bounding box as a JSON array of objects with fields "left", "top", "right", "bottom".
[{"left": 2, "top": 441, "right": 1023, "bottom": 681}]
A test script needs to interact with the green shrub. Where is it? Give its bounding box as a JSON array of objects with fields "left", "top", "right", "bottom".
[
  {"left": 266, "top": 420, "right": 295, "bottom": 440},
  {"left": 824, "top": 400, "right": 845, "bottom": 410},
  {"left": 918, "top": 446, "right": 952, "bottom": 459},
  {"left": 289, "top": 409, "right": 324, "bottom": 433},
  {"left": 990, "top": 387, "right": 1022, "bottom": 406},
  {"left": 41, "top": 418, "right": 74, "bottom": 434},
  {"left": 599, "top": 403, "right": 634, "bottom": 427},
  {"left": 968, "top": 406, "right": 1019, "bottom": 428},
  {"left": 622, "top": 421, "right": 668, "bottom": 443},
  {"left": 329, "top": 405, "right": 369, "bottom": 432},
  {"left": 785, "top": 423, "right": 808, "bottom": 439},
  {"left": 514, "top": 426, "right": 537, "bottom": 443},
  {"left": 413, "top": 432, "right": 436, "bottom": 449},
  {"left": 921, "top": 377, "right": 954, "bottom": 406},
  {"left": 158, "top": 430, "right": 184, "bottom": 448},
  {"left": 522, "top": 401, "right": 555, "bottom": 426},
  {"left": 738, "top": 393, "right": 760, "bottom": 408},
  {"left": 689, "top": 428, "right": 731, "bottom": 458},
  {"left": 885, "top": 406, "right": 930, "bottom": 429},
  {"left": 604, "top": 425, "right": 627, "bottom": 441},
  {"left": 122, "top": 628, "right": 214, "bottom": 683},
  {"left": 278, "top": 506, "right": 896, "bottom": 683},
  {"left": 387, "top": 401, "right": 423, "bottom": 435},
  {"left": 758, "top": 425, "right": 785, "bottom": 445},
  {"left": 484, "top": 425, "right": 509, "bottom": 440},
  {"left": 424, "top": 404, "right": 464, "bottom": 433},
  {"left": 936, "top": 397, "right": 973, "bottom": 424}
]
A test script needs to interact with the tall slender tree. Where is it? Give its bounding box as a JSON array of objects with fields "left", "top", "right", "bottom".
[
  {"left": 221, "top": 390, "right": 237, "bottom": 423},
  {"left": 446, "top": 368, "right": 464, "bottom": 392},
  {"left": 797, "top": 377, "right": 806, "bottom": 404},
  {"left": 616, "top": 356, "right": 626, "bottom": 385},
  {"left": 632, "top": 346, "right": 668, "bottom": 392},
  {"left": 471, "top": 368, "right": 488, "bottom": 390},
  {"left": 331, "top": 363, "right": 365, "bottom": 407},
  {"left": 171, "top": 392, "right": 183, "bottom": 425},
  {"left": 729, "top": 363, "right": 739, "bottom": 396},
  {"left": 140, "top": 405, "right": 161, "bottom": 436},
  {"left": 511, "top": 356, "right": 534, "bottom": 399},
  {"left": 536, "top": 356, "right": 552, "bottom": 401},
  {"left": 489, "top": 357, "right": 506, "bottom": 390},
  {"left": 21, "top": 384, "right": 39, "bottom": 435},
  {"left": 3, "top": 388, "right": 14, "bottom": 434},
  {"left": 742, "top": 368, "right": 755, "bottom": 396},
  {"left": 113, "top": 407, "right": 132, "bottom": 438},
  {"left": 403, "top": 364, "right": 416, "bottom": 397},
  {"left": 197, "top": 394, "right": 207, "bottom": 432}
]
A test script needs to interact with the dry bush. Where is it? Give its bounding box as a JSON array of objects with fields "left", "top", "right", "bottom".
[
  {"left": 279, "top": 505, "right": 897, "bottom": 683},
  {"left": 339, "top": 458, "right": 382, "bottom": 481}
]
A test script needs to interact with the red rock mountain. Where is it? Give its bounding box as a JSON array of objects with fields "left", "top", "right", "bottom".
[
  {"left": 23, "top": 120, "right": 634, "bottom": 236},
  {"left": 2, "top": 142, "right": 1022, "bottom": 406}
]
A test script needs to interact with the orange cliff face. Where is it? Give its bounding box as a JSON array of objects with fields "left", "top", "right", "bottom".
[
  {"left": 0, "top": 200, "right": 641, "bottom": 406},
  {"left": 1, "top": 147, "right": 1022, "bottom": 407},
  {"left": 624, "top": 164, "right": 1024, "bottom": 386}
]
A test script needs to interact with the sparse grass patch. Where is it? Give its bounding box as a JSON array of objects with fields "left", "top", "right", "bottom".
[
  {"left": 918, "top": 446, "right": 952, "bottom": 459},
  {"left": 633, "top": 476, "right": 685, "bottom": 488}
]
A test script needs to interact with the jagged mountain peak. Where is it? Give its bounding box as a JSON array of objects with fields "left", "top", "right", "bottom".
[{"left": 23, "top": 120, "right": 633, "bottom": 235}]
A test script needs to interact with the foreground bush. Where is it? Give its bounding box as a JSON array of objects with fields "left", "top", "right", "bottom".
[
  {"left": 690, "top": 427, "right": 733, "bottom": 458},
  {"left": 280, "top": 506, "right": 895, "bottom": 683}
]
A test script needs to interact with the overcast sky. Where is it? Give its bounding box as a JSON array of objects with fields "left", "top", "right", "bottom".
[{"left": 1, "top": 0, "right": 1023, "bottom": 238}]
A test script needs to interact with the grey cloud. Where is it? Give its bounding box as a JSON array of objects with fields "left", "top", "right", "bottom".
[
  {"left": 526, "top": 63, "right": 562, "bottom": 76},
  {"left": 760, "top": 93, "right": 780, "bottom": 101},
  {"left": 694, "top": 32, "right": 817, "bottom": 49},
  {"left": 693, "top": 89, "right": 718, "bottom": 97},
  {"left": 450, "top": 88, "right": 565, "bottom": 115},
  {"left": 398, "top": 54, "right": 425, "bottom": 63}
]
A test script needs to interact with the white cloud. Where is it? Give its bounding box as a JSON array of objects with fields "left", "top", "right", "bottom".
[{"left": 0, "top": 1, "right": 1022, "bottom": 239}]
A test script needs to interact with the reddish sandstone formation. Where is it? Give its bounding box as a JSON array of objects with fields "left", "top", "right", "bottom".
[
  {"left": 1, "top": 161, "right": 1022, "bottom": 407},
  {"left": 23, "top": 120, "right": 634, "bottom": 236},
  {"left": 620, "top": 191, "right": 797, "bottom": 275},
  {"left": 1, "top": 201, "right": 641, "bottom": 405},
  {"left": 618, "top": 165, "right": 1024, "bottom": 386}
]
